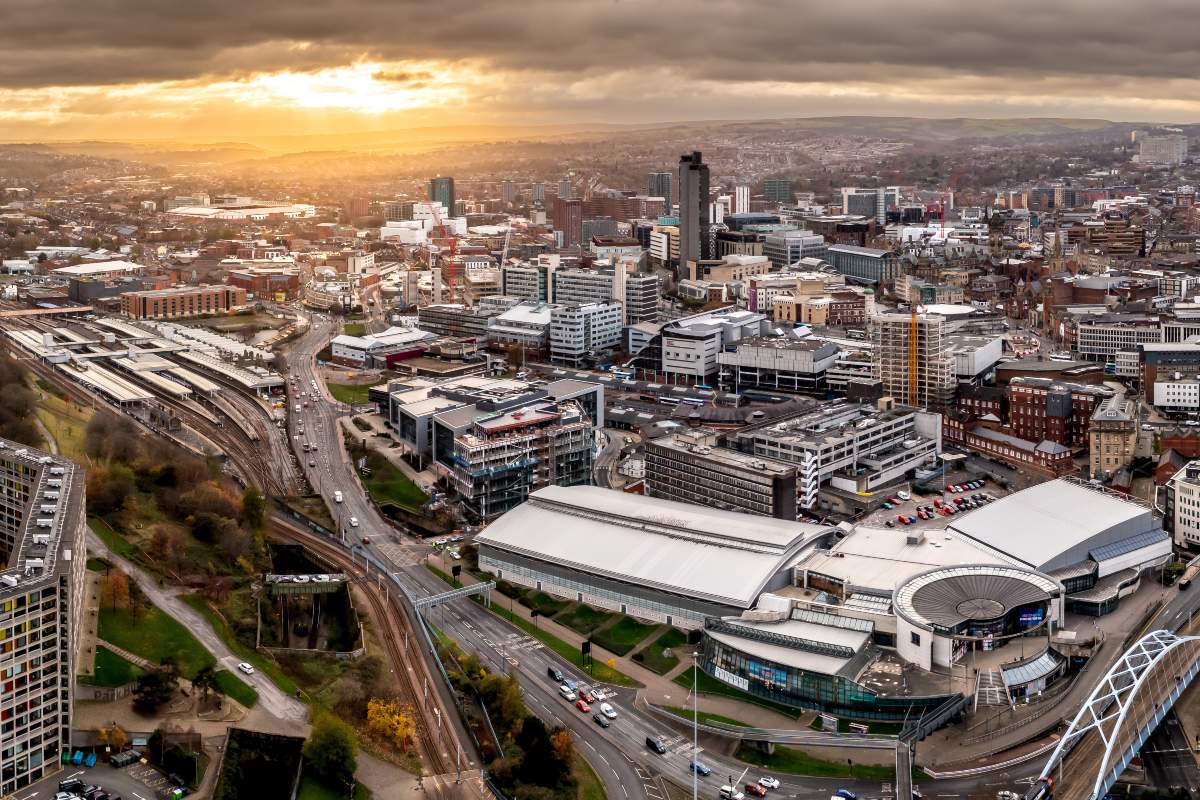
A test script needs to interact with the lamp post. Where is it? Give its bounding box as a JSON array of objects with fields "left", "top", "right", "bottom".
[{"left": 692, "top": 650, "right": 699, "bottom": 800}]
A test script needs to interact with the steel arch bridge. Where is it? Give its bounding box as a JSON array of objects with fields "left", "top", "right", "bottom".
[{"left": 1035, "top": 629, "right": 1200, "bottom": 800}]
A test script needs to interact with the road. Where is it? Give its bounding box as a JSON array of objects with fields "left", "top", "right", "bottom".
[
  {"left": 86, "top": 530, "right": 308, "bottom": 724},
  {"left": 1141, "top": 710, "right": 1200, "bottom": 791}
]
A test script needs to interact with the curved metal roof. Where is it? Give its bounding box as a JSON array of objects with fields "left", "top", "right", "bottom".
[{"left": 893, "top": 564, "right": 1062, "bottom": 633}]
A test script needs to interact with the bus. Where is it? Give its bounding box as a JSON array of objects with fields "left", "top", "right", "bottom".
[
  {"left": 680, "top": 397, "right": 705, "bottom": 407},
  {"left": 658, "top": 397, "right": 680, "bottom": 407},
  {"left": 695, "top": 383, "right": 714, "bottom": 391},
  {"left": 638, "top": 393, "right": 659, "bottom": 403}
]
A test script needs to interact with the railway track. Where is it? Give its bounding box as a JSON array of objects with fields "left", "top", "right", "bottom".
[{"left": 270, "top": 517, "right": 462, "bottom": 783}]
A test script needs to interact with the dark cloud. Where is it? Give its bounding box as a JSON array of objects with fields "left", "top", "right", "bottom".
[{"left": 3, "top": 0, "right": 1200, "bottom": 92}]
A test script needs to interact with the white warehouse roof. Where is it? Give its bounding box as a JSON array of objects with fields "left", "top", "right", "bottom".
[
  {"left": 477, "top": 485, "right": 836, "bottom": 609},
  {"left": 948, "top": 478, "right": 1163, "bottom": 573}
]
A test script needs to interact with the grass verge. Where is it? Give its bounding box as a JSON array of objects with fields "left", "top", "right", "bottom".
[
  {"left": 182, "top": 594, "right": 300, "bottom": 697},
  {"left": 328, "top": 383, "right": 372, "bottom": 405},
  {"left": 215, "top": 669, "right": 260, "bottom": 708},
  {"left": 342, "top": 323, "right": 367, "bottom": 337},
  {"left": 808, "top": 716, "right": 902, "bottom": 735},
  {"left": 591, "top": 616, "right": 658, "bottom": 656},
  {"left": 554, "top": 604, "right": 614, "bottom": 637},
  {"left": 735, "top": 743, "right": 925, "bottom": 781},
  {"left": 297, "top": 775, "right": 371, "bottom": 800},
  {"left": 81, "top": 646, "right": 144, "bottom": 687},
  {"left": 661, "top": 705, "right": 750, "bottom": 728},
  {"left": 479, "top": 598, "right": 637, "bottom": 688},
  {"left": 638, "top": 629, "right": 686, "bottom": 675},
  {"left": 358, "top": 449, "right": 427, "bottom": 511},
  {"left": 88, "top": 516, "right": 139, "bottom": 561},
  {"left": 99, "top": 605, "right": 214, "bottom": 678},
  {"left": 573, "top": 752, "right": 607, "bottom": 800}
]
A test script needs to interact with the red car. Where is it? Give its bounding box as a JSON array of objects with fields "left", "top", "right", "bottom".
[
  {"left": 575, "top": 699, "right": 590, "bottom": 713},
  {"left": 578, "top": 689, "right": 596, "bottom": 703},
  {"left": 361, "top": 536, "right": 370, "bottom": 545},
  {"left": 745, "top": 784, "right": 767, "bottom": 797}
]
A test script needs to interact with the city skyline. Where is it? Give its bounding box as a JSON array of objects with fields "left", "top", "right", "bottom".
[{"left": 7, "top": 0, "right": 1200, "bottom": 141}]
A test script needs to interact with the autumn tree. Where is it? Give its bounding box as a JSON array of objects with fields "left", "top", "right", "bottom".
[
  {"left": 101, "top": 569, "right": 131, "bottom": 610},
  {"left": 365, "top": 698, "right": 416, "bottom": 752}
]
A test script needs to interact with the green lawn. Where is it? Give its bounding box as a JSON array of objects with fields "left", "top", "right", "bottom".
[
  {"left": 359, "top": 450, "right": 427, "bottom": 511},
  {"left": 673, "top": 668, "right": 801, "bottom": 720},
  {"left": 342, "top": 323, "right": 367, "bottom": 337},
  {"left": 87, "top": 557, "right": 111, "bottom": 572},
  {"left": 297, "top": 775, "right": 370, "bottom": 800},
  {"left": 638, "top": 629, "right": 687, "bottom": 675},
  {"left": 88, "top": 516, "right": 138, "bottom": 561},
  {"left": 554, "top": 604, "right": 614, "bottom": 637},
  {"left": 808, "top": 716, "right": 903, "bottom": 735},
  {"left": 215, "top": 669, "right": 260, "bottom": 708},
  {"left": 661, "top": 705, "right": 750, "bottom": 728},
  {"left": 426, "top": 563, "right": 461, "bottom": 588},
  {"left": 182, "top": 594, "right": 300, "bottom": 697},
  {"left": 526, "top": 591, "right": 570, "bottom": 617},
  {"left": 573, "top": 753, "right": 607, "bottom": 800},
  {"left": 99, "top": 605, "right": 214, "bottom": 678},
  {"left": 327, "top": 383, "right": 372, "bottom": 405},
  {"left": 479, "top": 598, "right": 637, "bottom": 687},
  {"left": 735, "top": 743, "right": 923, "bottom": 781},
  {"left": 82, "top": 646, "right": 144, "bottom": 687},
  {"left": 591, "top": 616, "right": 658, "bottom": 656}
]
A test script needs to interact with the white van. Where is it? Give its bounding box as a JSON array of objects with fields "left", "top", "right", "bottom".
[
  {"left": 333, "top": 491, "right": 344, "bottom": 503},
  {"left": 720, "top": 787, "right": 744, "bottom": 800}
]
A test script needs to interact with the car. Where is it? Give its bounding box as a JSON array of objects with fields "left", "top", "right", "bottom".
[
  {"left": 349, "top": 517, "right": 359, "bottom": 527},
  {"left": 897, "top": 491, "right": 911, "bottom": 500},
  {"left": 689, "top": 760, "right": 711, "bottom": 776},
  {"left": 563, "top": 679, "right": 578, "bottom": 691},
  {"left": 996, "top": 793, "right": 1020, "bottom": 800},
  {"left": 333, "top": 490, "right": 343, "bottom": 503},
  {"left": 60, "top": 779, "right": 86, "bottom": 794},
  {"left": 308, "top": 459, "right": 316, "bottom": 467},
  {"left": 834, "top": 790, "right": 858, "bottom": 800},
  {"left": 575, "top": 699, "right": 590, "bottom": 712},
  {"left": 745, "top": 783, "right": 767, "bottom": 797},
  {"left": 954, "top": 497, "right": 966, "bottom": 505},
  {"left": 719, "top": 787, "right": 745, "bottom": 800},
  {"left": 933, "top": 497, "right": 944, "bottom": 507},
  {"left": 578, "top": 689, "right": 595, "bottom": 703},
  {"left": 449, "top": 549, "right": 462, "bottom": 560},
  {"left": 600, "top": 702, "right": 617, "bottom": 718},
  {"left": 548, "top": 666, "right": 565, "bottom": 682},
  {"left": 593, "top": 713, "right": 611, "bottom": 728},
  {"left": 560, "top": 685, "right": 577, "bottom": 701},
  {"left": 906, "top": 515, "right": 917, "bottom": 524},
  {"left": 889, "top": 496, "right": 901, "bottom": 505},
  {"left": 237, "top": 662, "right": 255, "bottom": 675},
  {"left": 361, "top": 536, "right": 370, "bottom": 545},
  {"left": 881, "top": 502, "right": 892, "bottom": 510},
  {"left": 884, "top": 520, "right": 895, "bottom": 528},
  {"left": 758, "top": 777, "right": 780, "bottom": 790},
  {"left": 646, "top": 736, "right": 667, "bottom": 754}
]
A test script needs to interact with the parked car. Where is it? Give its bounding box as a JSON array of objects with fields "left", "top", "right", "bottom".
[
  {"left": 882, "top": 502, "right": 893, "bottom": 510},
  {"left": 906, "top": 515, "right": 917, "bottom": 524},
  {"left": 884, "top": 520, "right": 895, "bottom": 528},
  {"left": 897, "top": 491, "right": 911, "bottom": 500}
]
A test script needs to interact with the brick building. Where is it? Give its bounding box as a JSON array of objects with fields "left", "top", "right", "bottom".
[{"left": 120, "top": 284, "right": 247, "bottom": 319}]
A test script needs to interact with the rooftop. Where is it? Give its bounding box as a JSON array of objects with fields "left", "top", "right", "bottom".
[{"left": 477, "top": 485, "right": 836, "bottom": 608}]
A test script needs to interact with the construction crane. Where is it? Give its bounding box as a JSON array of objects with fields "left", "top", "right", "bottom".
[
  {"left": 909, "top": 302, "right": 922, "bottom": 407},
  {"left": 427, "top": 197, "right": 458, "bottom": 302}
]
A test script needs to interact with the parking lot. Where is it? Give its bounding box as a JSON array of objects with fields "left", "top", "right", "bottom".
[
  {"left": 22, "top": 759, "right": 180, "bottom": 800},
  {"left": 860, "top": 476, "right": 1002, "bottom": 530}
]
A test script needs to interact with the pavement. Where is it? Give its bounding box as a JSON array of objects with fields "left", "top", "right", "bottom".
[{"left": 85, "top": 529, "right": 309, "bottom": 725}]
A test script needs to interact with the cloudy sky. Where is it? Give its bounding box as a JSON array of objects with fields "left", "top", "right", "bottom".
[{"left": 3, "top": 0, "right": 1200, "bottom": 141}]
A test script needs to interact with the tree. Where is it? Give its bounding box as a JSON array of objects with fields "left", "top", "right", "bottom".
[
  {"left": 132, "top": 669, "right": 177, "bottom": 714},
  {"left": 366, "top": 698, "right": 416, "bottom": 751},
  {"left": 302, "top": 714, "right": 358, "bottom": 789},
  {"left": 101, "top": 569, "right": 131, "bottom": 610},
  {"left": 191, "top": 665, "right": 220, "bottom": 703},
  {"left": 241, "top": 486, "right": 265, "bottom": 530}
]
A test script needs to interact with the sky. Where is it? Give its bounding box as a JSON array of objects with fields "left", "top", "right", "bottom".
[{"left": 4, "top": 0, "right": 1200, "bottom": 142}]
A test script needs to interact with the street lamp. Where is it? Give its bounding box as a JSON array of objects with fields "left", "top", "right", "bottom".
[{"left": 692, "top": 650, "right": 699, "bottom": 800}]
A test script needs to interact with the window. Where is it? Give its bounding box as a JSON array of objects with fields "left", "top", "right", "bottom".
[{"left": 910, "top": 632, "right": 921, "bottom": 646}]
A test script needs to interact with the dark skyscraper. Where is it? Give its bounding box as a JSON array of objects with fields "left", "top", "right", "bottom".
[
  {"left": 764, "top": 179, "right": 793, "bottom": 204},
  {"left": 648, "top": 171, "right": 673, "bottom": 204},
  {"left": 428, "top": 176, "right": 455, "bottom": 211},
  {"left": 677, "top": 151, "right": 711, "bottom": 265}
]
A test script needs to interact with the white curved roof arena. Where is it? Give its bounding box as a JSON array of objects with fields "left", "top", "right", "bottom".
[{"left": 476, "top": 485, "right": 836, "bottom": 608}]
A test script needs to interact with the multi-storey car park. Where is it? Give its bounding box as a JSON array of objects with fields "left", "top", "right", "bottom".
[{"left": 0, "top": 439, "right": 86, "bottom": 795}]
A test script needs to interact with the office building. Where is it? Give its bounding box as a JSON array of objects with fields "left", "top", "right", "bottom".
[
  {"left": 120, "top": 285, "right": 247, "bottom": 320},
  {"left": 1004, "top": 377, "right": 1112, "bottom": 448},
  {"left": 1073, "top": 314, "right": 1162, "bottom": 361},
  {"left": 553, "top": 268, "right": 659, "bottom": 325},
  {"left": 1090, "top": 394, "right": 1138, "bottom": 479},
  {"left": 428, "top": 177, "right": 455, "bottom": 212},
  {"left": 762, "top": 230, "right": 827, "bottom": 269},
  {"left": 733, "top": 185, "right": 751, "bottom": 215},
  {"left": 678, "top": 151, "right": 712, "bottom": 266},
  {"left": 648, "top": 172, "right": 673, "bottom": 204},
  {"left": 1169, "top": 461, "right": 1200, "bottom": 548},
  {"left": 431, "top": 389, "right": 598, "bottom": 520},
  {"left": 871, "top": 312, "right": 956, "bottom": 409},
  {"left": 416, "top": 303, "right": 502, "bottom": 340},
  {"left": 384, "top": 200, "right": 414, "bottom": 221},
  {"left": 532, "top": 183, "right": 546, "bottom": 204},
  {"left": 0, "top": 439, "right": 87, "bottom": 795},
  {"left": 486, "top": 301, "right": 557, "bottom": 354},
  {"left": 827, "top": 245, "right": 901, "bottom": 285},
  {"left": 551, "top": 197, "right": 583, "bottom": 248},
  {"left": 730, "top": 400, "right": 941, "bottom": 507},
  {"left": 659, "top": 307, "right": 769, "bottom": 382},
  {"left": 717, "top": 335, "right": 842, "bottom": 395},
  {"left": 764, "top": 179, "right": 793, "bottom": 205},
  {"left": 841, "top": 187, "right": 902, "bottom": 223},
  {"left": 645, "top": 428, "right": 798, "bottom": 519},
  {"left": 1139, "top": 133, "right": 1188, "bottom": 166},
  {"left": 549, "top": 302, "right": 623, "bottom": 366},
  {"left": 501, "top": 181, "right": 515, "bottom": 204}
]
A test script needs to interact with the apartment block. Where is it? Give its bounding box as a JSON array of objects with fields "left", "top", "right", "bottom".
[
  {"left": 870, "top": 312, "right": 956, "bottom": 409},
  {"left": 120, "top": 284, "right": 246, "bottom": 319},
  {"left": 0, "top": 439, "right": 87, "bottom": 795},
  {"left": 549, "top": 303, "right": 623, "bottom": 366},
  {"left": 645, "top": 428, "right": 798, "bottom": 519},
  {"left": 1090, "top": 394, "right": 1138, "bottom": 479}
]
